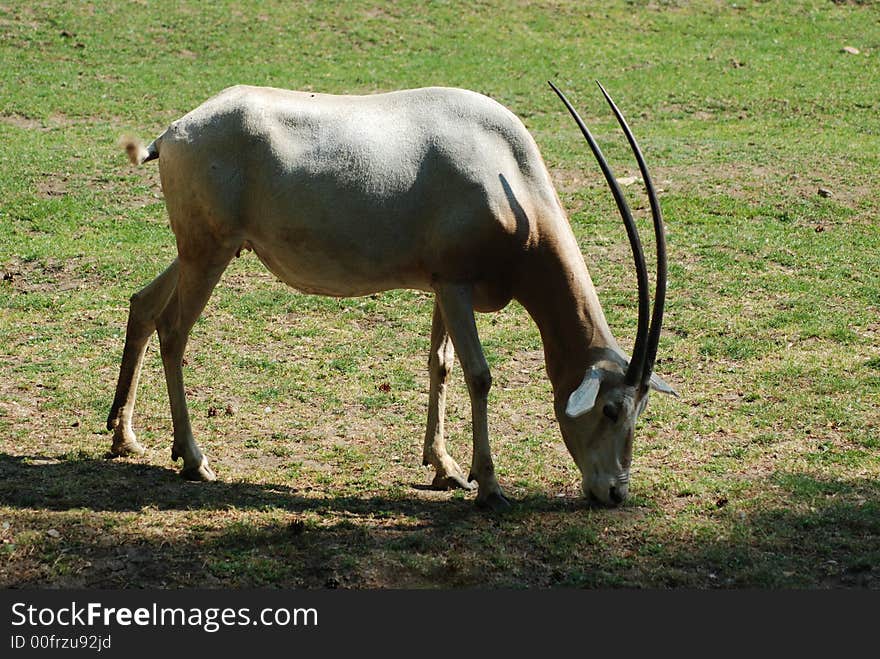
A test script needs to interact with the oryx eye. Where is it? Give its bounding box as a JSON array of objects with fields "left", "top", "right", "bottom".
[{"left": 603, "top": 403, "right": 620, "bottom": 423}]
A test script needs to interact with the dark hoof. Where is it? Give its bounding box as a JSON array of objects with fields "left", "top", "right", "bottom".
[
  {"left": 431, "top": 472, "right": 477, "bottom": 491},
  {"left": 476, "top": 491, "right": 512, "bottom": 512}
]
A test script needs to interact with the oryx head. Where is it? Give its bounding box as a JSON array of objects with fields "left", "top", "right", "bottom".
[{"left": 550, "top": 81, "right": 676, "bottom": 506}]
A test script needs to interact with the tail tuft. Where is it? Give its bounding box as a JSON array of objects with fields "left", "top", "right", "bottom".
[{"left": 118, "top": 135, "right": 156, "bottom": 165}]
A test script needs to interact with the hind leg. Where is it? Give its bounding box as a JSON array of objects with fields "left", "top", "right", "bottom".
[
  {"left": 107, "top": 260, "right": 180, "bottom": 457},
  {"left": 155, "top": 250, "right": 235, "bottom": 481}
]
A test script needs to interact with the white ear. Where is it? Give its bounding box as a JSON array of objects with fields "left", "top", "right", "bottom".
[
  {"left": 648, "top": 372, "right": 678, "bottom": 396},
  {"left": 566, "top": 367, "right": 603, "bottom": 418}
]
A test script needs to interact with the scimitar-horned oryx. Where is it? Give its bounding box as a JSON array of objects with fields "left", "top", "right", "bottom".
[{"left": 107, "top": 81, "right": 675, "bottom": 510}]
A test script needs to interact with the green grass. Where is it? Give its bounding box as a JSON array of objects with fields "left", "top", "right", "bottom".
[{"left": 1, "top": 0, "right": 878, "bottom": 588}]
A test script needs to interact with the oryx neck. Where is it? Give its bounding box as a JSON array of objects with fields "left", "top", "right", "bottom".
[{"left": 514, "top": 235, "right": 617, "bottom": 397}]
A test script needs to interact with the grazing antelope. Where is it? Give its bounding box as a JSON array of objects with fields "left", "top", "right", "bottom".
[{"left": 107, "top": 81, "right": 674, "bottom": 510}]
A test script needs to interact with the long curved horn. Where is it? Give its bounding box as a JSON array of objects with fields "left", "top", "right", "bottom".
[
  {"left": 548, "top": 81, "right": 650, "bottom": 386},
  {"left": 596, "top": 82, "right": 667, "bottom": 388}
]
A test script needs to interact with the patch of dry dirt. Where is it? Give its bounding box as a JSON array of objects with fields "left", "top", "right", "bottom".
[
  {"left": 1, "top": 256, "right": 87, "bottom": 293},
  {"left": 0, "top": 111, "right": 92, "bottom": 132}
]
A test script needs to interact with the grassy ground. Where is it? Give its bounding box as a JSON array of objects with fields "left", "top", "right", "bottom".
[{"left": 0, "top": 0, "right": 878, "bottom": 588}]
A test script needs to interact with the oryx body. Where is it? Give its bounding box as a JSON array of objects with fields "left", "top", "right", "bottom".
[{"left": 108, "top": 83, "right": 673, "bottom": 509}]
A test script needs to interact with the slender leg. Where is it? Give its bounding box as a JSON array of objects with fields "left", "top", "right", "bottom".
[
  {"left": 422, "top": 299, "right": 474, "bottom": 491},
  {"left": 434, "top": 283, "right": 509, "bottom": 510},
  {"left": 106, "top": 259, "right": 180, "bottom": 457},
  {"left": 155, "top": 252, "right": 233, "bottom": 481}
]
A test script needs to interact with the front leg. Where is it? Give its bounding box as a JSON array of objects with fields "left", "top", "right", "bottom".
[
  {"left": 422, "top": 299, "right": 474, "bottom": 491},
  {"left": 434, "top": 283, "right": 509, "bottom": 511}
]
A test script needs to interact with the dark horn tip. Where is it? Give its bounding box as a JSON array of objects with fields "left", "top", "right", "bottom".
[{"left": 596, "top": 80, "right": 614, "bottom": 103}]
